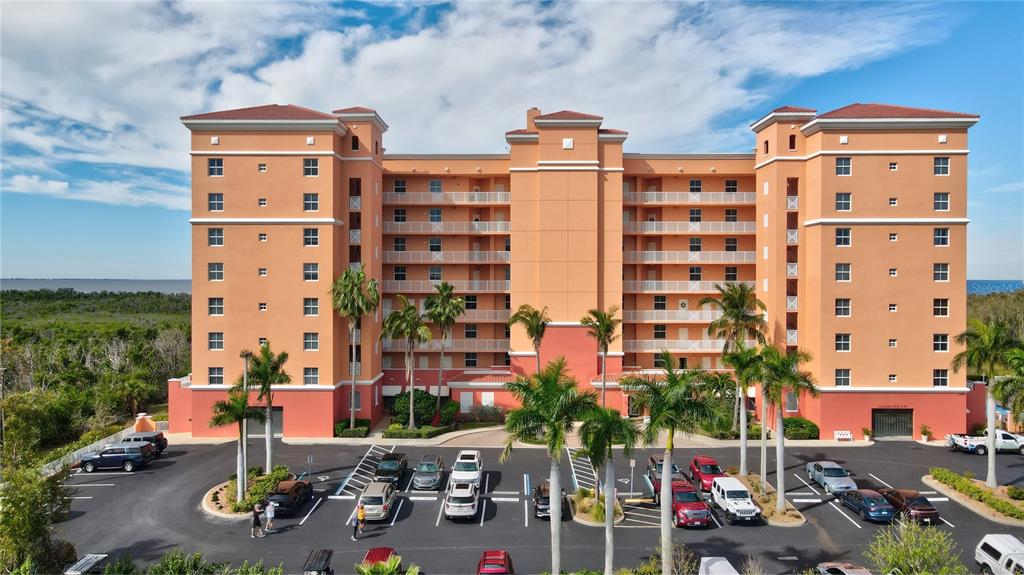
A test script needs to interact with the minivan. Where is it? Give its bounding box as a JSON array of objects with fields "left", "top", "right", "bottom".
[{"left": 360, "top": 482, "right": 397, "bottom": 521}]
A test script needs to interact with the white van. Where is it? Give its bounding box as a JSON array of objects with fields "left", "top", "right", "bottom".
[{"left": 976, "top": 534, "right": 1024, "bottom": 575}]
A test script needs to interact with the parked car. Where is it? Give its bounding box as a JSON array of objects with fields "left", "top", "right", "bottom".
[
  {"left": 80, "top": 443, "right": 154, "bottom": 472},
  {"left": 451, "top": 450, "right": 483, "bottom": 486},
  {"left": 709, "top": 477, "right": 761, "bottom": 525},
  {"left": 362, "top": 547, "right": 399, "bottom": 569},
  {"left": 266, "top": 480, "right": 313, "bottom": 516},
  {"left": 878, "top": 488, "right": 940, "bottom": 524},
  {"left": 411, "top": 454, "right": 444, "bottom": 491},
  {"left": 671, "top": 481, "right": 713, "bottom": 528},
  {"left": 532, "top": 480, "right": 568, "bottom": 519},
  {"left": 444, "top": 482, "right": 479, "bottom": 520},
  {"left": 698, "top": 557, "right": 739, "bottom": 575},
  {"left": 360, "top": 482, "right": 397, "bottom": 521},
  {"left": 976, "top": 534, "right": 1024, "bottom": 575},
  {"left": 814, "top": 562, "right": 872, "bottom": 575},
  {"left": 948, "top": 430, "right": 1024, "bottom": 455},
  {"left": 63, "top": 554, "right": 110, "bottom": 575},
  {"left": 804, "top": 460, "right": 857, "bottom": 494},
  {"left": 838, "top": 489, "right": 896, "bottom": 523},
  {"left": 121, "top": 431, "right": 168, "bottom": 455},
  {"left": 374, "top": 452, "right": 408, "bottom": 485},
  {"left": 477, "top": 550, "right": 514, "bottom": 575},
  {"left": 689, "top": 455, "right": 727, "bottom": 493},
  {"left": 647, "top": 454, "right": 685, "bottom": 501}
]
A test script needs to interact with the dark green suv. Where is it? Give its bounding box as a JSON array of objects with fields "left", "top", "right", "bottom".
[{"left": 80, "top": 443, "right": 155, "bottom": 472}]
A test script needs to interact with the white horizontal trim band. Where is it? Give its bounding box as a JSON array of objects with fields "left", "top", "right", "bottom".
[
  {"left": 189, "top": 217, "right": 345, "bottom": 226},
  {"left": 507, "top": 351, "right": 536, "bottom": 357},
  {"left": 803, "top": 217, "right": 969, "bottom": 226},
  {"left": 448, "top": 382, "right": 509, "bottom": 389},
  {"left": 823, "top": 386, "right": 968, "bottom": 393},
  {"left": 509, "top": 167, "right": 600, "bottom": 172},
  {"left": 598, "top": 135, "right": 628, "bottom": 143},
  {"left": 800, "top": 117, "right": 978, "bottom": 136},
  {"left": 754, "top": 149, "right": 969, "bottom": 170},
  {"left": 749, "top": 111, "right": 817, "bottom": 132},
  {"left": 182, "top": 120, "right": 348, "bottom": 137},
  {"left": 537, "top": 160, "right": 599, "bottom": 165},
  {"left": 506, "top": 135, "right": 540, "bottom": 142},
  {"left": 532, "top": 119, "right": 603, "bottom": 127},
  {"left": 189, "top": 150, "right": 383, "bottom": 169},
  {"left": 548, "top": 321, "right": 584, "bottom": 326}
]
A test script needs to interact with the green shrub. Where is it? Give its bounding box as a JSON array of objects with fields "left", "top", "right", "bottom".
[
  {"left": 920, "top": 424, "right": 933, "bottom": 438},
  {"left": 930, "top": 467, "right": 1024, "bottom": 520},
  {"left": 229, "top": 465, "right": 291, "bottom": 512},
  {"left": 148, "top": 549, "right": 226, "bottom": 575},
  {"left": 439, "top": 401, "right": 460, "bottom": 426},
  {"left": 382, "top": 428, "right": 421, "bottom": 439},
  {"left": 1008, "top": 485, "right": 1024, "bottom": 500},
  {"left": 334, "top": 419, "right": 372, "bottom": 436},
  {"left": 418, "top": 425, "right": 454, "bottom": 439},
  {"left": 102, "top": 555, "right": 138, "bottom": 575},
  {"left": 865, "top": 518, "right": 966, "bottom": 574},
  {"left": 749, "top": 423, "right": 762, "bottom": 438},
  {"left": 457, "top": 404, "right": 506, "bottom": 424},
  {"left": 338, "top": 427, "right": 369, "bottom": 438},
  {"left": 391, "top": 389, "right": 437, "bottom": 427},
  {"left": 969, "top": 422, "right": 987, "bottom": 436},
  {"left": 783, "top": 417, "right": 820, "bottom": 440}
]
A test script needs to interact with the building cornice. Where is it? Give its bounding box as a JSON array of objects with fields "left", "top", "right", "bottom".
[
  {"left": 182, "top": 119, "right": 347, "bottom": 137},
  {"left": 800, "top": 117, "right": 979, "bottom": 136},
  {"left": 754, "top": 149, "right": 970, "bottom": 170},
  {"left": 749, "top": 111, "right": 816, "bottom": 133},
  {"left": 624, "top": 153, "right": 756, "bottom": 160},
  {"left": 532, "top": 119, "right": 603, "bottom": 128},
  {"left": 189, "top": 217, "right": 345, "bottom": 226},
  {"left": 335, "top": 111, "right": 389, "bottom": 133},
  {"left": 821, "top": 386, "right": 969, "bottom": 394},
  {"left": 803, "top": 217, "right": 969, "bottom": 227}
]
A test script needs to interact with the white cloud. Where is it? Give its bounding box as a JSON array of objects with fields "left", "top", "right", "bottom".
[
  {"left": 4, "top": 173, "right": 189, "bottom": 210},
  {"left": 985, "top": 181, "right": 1024, "bottom": 194}
]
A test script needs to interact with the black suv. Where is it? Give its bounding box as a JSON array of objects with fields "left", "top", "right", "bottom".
[
  {"left": 375, "top": 452, "right": 408, "bottom": 484},
  {"left": 121, "top": 431, "right": 168, "bottom": 456},
  {"left": 80, "top": 443, "right": 155, "bottom": 472},
  {"left": 267, "top": 480, "right": 314, "bottom": 516}
]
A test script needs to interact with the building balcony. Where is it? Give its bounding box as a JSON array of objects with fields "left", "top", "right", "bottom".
[
  {"left": 383, "top": 221, "right": 510, "bottom": 234},
  {"left": 349, "top": 229, "right": 361, "bottom": 244},
  {"left": 460, "top": 309, "right": 511, "bottom": 322},
  {"left": 786, "top": 296, "right": 798, "bottom": 311},
  {"left": 786, "top": 263, "right": 798, "bottom": 278},
  {"left": 383, "top": 192, "right": 510, "bottom": 205},
  {"left": 623, "top": 221, "right": 756, "bottom": 234},
  {"left": 623, "top": 251, "right": 756, "bottom": 264},
  {"left": 349, "top": 196, "right": 362, "bottom": 210},
  {"left": 786, "top": 330, "right": 798, "bottom": 345},
  {"left": 622, "top": 280, "right": 754, "bottom": 293},
  {"left": 623, "top": 310, "right": 723, "bottom": 322},
  {"left": 623, "top": 339, "right": 754, "bottom": 353},
  {"left": 623, "top": 192, "right": 756, "bottom": 205},
  {"left": 383, "top": 251, "right": 511, "bottom": 264},
  {"left": 349, "top": 362, "right": 361, "bottom": 376},
  {"left": 786, "top": 229, "right": 798, "bottom": 244},
  {"left": 382, "top": 338, "right": 510, "bottom": 352},
  {"left": 382, "top": 280, "right": 510, "bottom": 293},
  {"left": 786, "top": 196, "right": 799, "bottom": 210}
]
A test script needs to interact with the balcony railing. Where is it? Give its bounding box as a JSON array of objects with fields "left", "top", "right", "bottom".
[
  {"left": 623, "top": 221, "right": 756, "bottom": 234},
  {"left": 786, "top": 296, "right": 798, "bottom": 311},
  {"left": 382, "top": 338, "right": 510, "bottom": 352},
  {"left": 623, "top": 310, "right": 723, "bottom": 322},
  {"left": 349, "top": 229, "right": 361, "bottom": 244},
  {"left": 786, "top": 330, "right": 798, "bottom": 345},
  {"left": 383, "top": 192, "right": 510, "bottom": 205},
  {"left": 623, "top": 339, "right": 755, "bottom": 352},
  {"left": 460, "top": 309, "right": 511, "bottom": 322},
  {"left": 383, "top": 221, "right": 510, "bottom": 234},
  {"left": 623, "top": 251, "right": 756, "bottom": 264},
  {"left": 349, "top": 362, "right": 361, "bottom": 376},
  {"left": 623, "top": 192, "right": 756, "bottom": 204},
  {"left": 383, "top": 251, "right": 511, "bottom": 264},
  {"left": 786, "top": 196, "right": 799, "bottom": 210},
  {"left": 623, "top": 280, "right": 754, "bottom": 293},
  {"left": 349, "top": 262, "right": 362, "bottom": 271},
  {"left": 349, "top": 196, "right": 362, "bottom": 210},
  {"left": 786, "top": 263, "right": 798, "bottom": 278},
  {"left": 383, "top": 280, "right": 510, "bottom": 293},
  {"left": 786, "top": 229, "right": 798, "bottom": 244}
]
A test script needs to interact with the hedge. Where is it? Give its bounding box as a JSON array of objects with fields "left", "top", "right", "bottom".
[
  {"left": 391, "top": 389, "right": 437, "bottom": 427},
  {"left": 419, "top": 425, "right": 454, "bottom": 439},
  {"left": 783, "top": 417, "right": 820, "bottom": 440},
  {"left": 382, "top": 425, "right": 421, "bottom": 439},
  {"left": 337, "top": 427, "right": 369, "bottom": 438},
  {"left": 930, "top": 467, "right": 1024, "bottom": 520},
  {"left": 334, "top": 420, "right": 371, "bottom": 437}
]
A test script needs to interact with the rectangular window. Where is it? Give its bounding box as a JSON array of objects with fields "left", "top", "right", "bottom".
[
  {"left": 835, "top": 228, "right": 851, "bottom": 247},
  {"left": 654, "top": 355, "right": 667, "bottom": 368},
  {"left": 889, "top": 304, "right": 898, "bottom": 312},
  {"left": 725, "top": 180, "right": 738, "bottom": 193},
  {"left": 653, "top": 295, "right": 667, "bottom": 310},
  {"left": 654, "top": 324, "right": 666, "bottom": 339},
  {"left": 351, "top": 135, "right": 359, "bottom": 151},
  {"left": 258, "top": 198, "right": 267, "bottom": 207},
  {"left": 689, "top": 237, "right": 702, "bottom": 252},
  {"left": 689, "top": 266, "right": 702, "bottom": 281},
  {"left": 304, "top": 332, "right": 319, "bottom": 351},
  {"left": 394, "top": 209, "right": 406, "bottom": 223},
  {"left": 835, "top": 333, "right": 851, "bottom": 352},
  {"left": 934, "top": 228, "right": 950, "bottom": 246},
  {"left": 429, "top": 238, "right": 442, "bottom": 252},
  {"left": 429, "top": 266, "right": 442, "bottom": 281},
  {"left": 354, "top": 390, "right": 362, "bottom": 411},
  {"left": 303, "top": 367, "right": 319, "bottom": 386},
  {"left": 393, "top": 237, "right": 406, "bottom": 252},
  {"left": 258, "top": 163, "right": 267, "bottom": 173},
  {"left": 889, "top": 233, "right": 898, "bottom": 242},
  {"left": 725, "top": 238, "right": 738, "bottom": 252},
  {"left": 465, "top": 324, "right": 478, "bottom": 339},
  {"left": 888, "top": 374, "right": 897, "bottom": 383},
  {"left": 889, "top": 162, "right": 898, "bottom": 171},
  {"left": 504, "top": 294, "right": 511, "bottom": 310},
  {"left": 303, "top": 263, "right": 319, "bottom": 281},
  {"left": 934, "top": 157, "right": 950, "bottom": 176},
  {"left": 504, "top": 237, "right": 511, "bottom": 252},
  {"left": 889, "top": 197, "right": 898, "bottom": 206},
  {"left": 303, "top": 228, "right": 319, "bottom": 246},
  {"left": 258, "top": 268, "right": 267, "bottom": 277},
  {"left": 933, "top": 298, "right": 949, "bottom": 317},
  {"left": 689, "top": 179, "right": 702, "bottom": 194},
  {"left": 429, "top": 179, "right": 442, "bottom": 193},
  {"left": 725, "top": 266, "right": 738, "bottom": 282},
  {"left": 393, "top": 266, "right": 406, "bottom": 281},
  {"left": 393, "top": 180, "right": 406, "bottom": 194},
  {"left": 303, "top": 193, "right": 319, "bottom": 211},
  {"left": 889, "top": 339, "right": 898, "bottom": 348},
  {"left": 689, "top": 208, "right": 702, "bottom": 223},
  {"left": 835, "top": 263, "right": 851, "bottom": 281},
  {"left": 465, "top": 295, "right": 477, "bottom": 310},
  {"left": 464, "top": 353, "right": 478, "bottom": 368},
  {"left": 303, "top": 298, "right": 319, "bottom": 316},
  {"left": 933, "top": 369, "right": 949, "bottom": 387},
  {"left": 835, "top": 298, "right": 851, "bottom": 317},
  {"left": 208, "top": 297, "right": 224, "bottom": 316},
  {"left": 208, "top": 158, "right": 223, "bottom": 176},
  {"left": 835, "top": 369, "right": 851, "bottom": 387},
  {"left": 428, "top": 208, "right": 442, "bottom": 223},
  {"left": 933, "top": 334, "right": 948, "bottom": 352},
  {"left": 934, "top": 263, "right": 949, "bottom": 281},
  {"left": 259, "top": 303, "right": 267, "bottom": 312},
  {"left": 934, "top": 192, "right": 950, "bottom": 211},
  {"left": 303, "top": 158, "right": 319, "bottom": 177},
  {"left": 208, "top": 193, "right": 224, "bottom": 211},
  {"left": 835, "top": 157, "right": 851, "bottom": 176},
  {"left": 208, "top": 332, "right": 224, "bottom": 351},
  {"left": 258, "top": 232, "right": 268, "bottom": 242},
  {"left": 835, "top": 193, "right": 851, "bottom": 211},
  {"left": 349, "top": 178, "right": 361, "bottom": 197},
  {"left": 788, "top": 135, "right": 797, "bottom": 151},
  {"left": 725, "top": 208, "right": 738, "bottom": 222},
  {"left": 785, "top": 391, "right": 798, "bottom": 412},
  {"left": 208, "top": 228, "right": 224, "bottom": 247},
  {"left": 208, "top": 367, "right": 224, "bottom": 385},
  {"left": 208, "top": 263, "right": 224, "bottom": 281},
  {"left": 889, "top": 268, "right": 898, "bottom": 278}
]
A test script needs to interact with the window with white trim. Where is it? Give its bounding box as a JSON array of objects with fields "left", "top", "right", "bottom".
[
  {"left": 689, "top": 208, "right": 702, "bottom": 222},
  {"left": 394, "top": 209, "right": 406, "bottom": 222},
  {"left": 258, "top": 268, "right": 267, "bottom": 277},
  {"left": 835, "top": 369, "right": 851, "bottom": 386},
  {"left": 933, "top": 298, "right": 949, "bottom": 317},
  {"left": 933, "top": 369, "right": 949, "bottom": 387},
  {"left": 688, "top": 266, "right": 702, "bottom": 281},
  {"left": 304, "top": 332, "right": 319, "bottom": 351},
  {"left": 934, "top": 193, "right": 950, "bottom": 211},
  {"left": 303, "top": 158, "right": 319, "bottom": 177},
  {"left": 303, "top": 228, "right": 319, "bottom": 247},
  {"left": 303, "top": 297, "right": 319, "bottom": 316},
  {"left": 393, "top": 266, "right": 406, "bottom": 281},
  {"left": 429, "top": 179, "right": 442, "bottom": 193},
  {"left": 654, "top": 295, "right": 667, "bottom": 310},
  {"left": 258, "top": 232, "right": 268, "bottom": 242},
  {"left": 725, "top": 238, "right": 738, "bottom": 252},
  {"left": 888, "top": 374, "right": 897, "bottom": 383},
  {"left": 464, "top": 324, "right": 477, "bottom": 338},
  {"left": 303, "top": 367, "right": 319, "bottom": 385},
  {"left": 725, "top": 180, "right": 738, "bottom": 193},
  {"left": 889, "top": 162, "right": 898, "bottom": 171},
  {"left": 303, "top": 193, "right": 319, "bottom": 211},
  {"left": 258, "top": 303, "right": 267, "bottom": 312},
  {"left": 208, "top": 297, "right": 224, "bottom": 316},
  {"left": 889, "top": 197, "right": 898, "bottom": 207},
  {"left": 835, "top": 333, "right": 851, "bottom": 352},
  {"left": 689, "top": 238, "right": 702, "bottom": 252},
  {"left": 208, "top": 228, "right": 224, "bottom": 247},
  {"left": 208, "top": 263, "right": 224, "bottom": 281},
  {"left": 258, "top": 198, "right": 267, "bottom": 207},
  {"left": 835, "top": 157, "right": 851, "bottom": 176},
  {"left": 303, "top": 263, "right": 319, "bottom": 281},
  {"left": 934, "top": 228, "right": 949, "bottom": 246},
  {"left": 785, "top": 391, "right": 798, "bottom": 412},
  {"left": 654, "top": 324, "right": 666, "bottom": 339},
  {"left": 393, "top": 180, "right": 406, "bottom": 193},
  {"left": 208, "top": 367, "right": 224, "bottom": 385},
  {"left": 258, "top": 163, "right": 267, "bottom": 173},
  {"left": 835, "top": 193, "right": 851, "bottom": 211},
  {"left": 465, "top": 353, "right": 478, "bottom": 368},
  {"left": 208, "top": 332, "right": 224, "bottom": 350},
  {"left": 933, "top": 334, "right": 948, "bottom": 352},
  {"left": 934, "top": 263, "right": 949, "bottom": 281},
  {"left": 888, "top": 339, "right": 898, "bottom": 348},
  {"left": 725, "top": 266, "right": 738, "bottom": 281},
  {"left": 725, "top": 208, "right": 738, "bottom": 222},
  {"left": 351, "top": 135, "right": 359, "bottom": 151},
  {"left": 889, "top": 304, "right": 897, "bottom": 312},
  {"left": 689, "top": 179, "right": 702, "bottom": 193},
  {"left": 393, "top": 237, "right": 406, "bottom": 251},
  {"left": 835, "top": 263, "right": 851, "bottom": 282},
  {"left": 889, "top": 232, "right": 898, "bottom": 242},
  {"left": 208, "top": 193, "right": 223, "bottom": 211},
  {"left": 465, "top": 295, "right": 477, "bottom": 309},
  {"left": 208, "top": 158, "right": 223, "bottom": 176},
  {"left": 429, "top": 266, "right": 442, "bottom": 281},
  {"left": 429, "top": 208, "right": 442, "bottom": 223},
  {"left": 835, "top": 228, "right": 851, "bottom": 247},
  {"left": 835, "top": 298, "right": 851, "bottom": 317},
  {"left": 429, "top": 238, "right": 442, "bottom": 252},
  {"left": 889, "top": 268, "right": 898, "bottom": 278},
  {"left": 934, "top": 157, "right": 949, "bottom": 176}
]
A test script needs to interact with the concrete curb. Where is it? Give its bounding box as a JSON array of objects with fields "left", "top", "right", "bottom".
[
  {"left": 921, "top": 475, "right": 1024, "bottom": 527},
  {"left": 568, "top": 498, "right": 625, "bottom": 527},
  {"left": 200, "top": 482, "right": 249, "bottom": 522}
]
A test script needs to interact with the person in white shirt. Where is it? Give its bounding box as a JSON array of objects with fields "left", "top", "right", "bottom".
[{"left": 264, "top": 499, "right": 277, "bottom": 532}]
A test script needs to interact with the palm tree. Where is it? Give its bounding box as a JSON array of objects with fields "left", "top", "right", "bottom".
[
  {"left": 234, "top": 343, "right": 290, "bottom": 473},
  {"left": 953, "top": 319, "right": 1020, "bottom": 488},
  {"left": 760, "top": 346, "right": 817, "bottom": 513},
  {"left": 578, "top": 406, "right": 638, "bottom": 575},
  {"left": 509, "top": 304, "right": 550, "bottom": 374},
  {"left": 581, "top": 306, "right": 622, "bottom": 408},
  {"left": 380, "top": 295, "right": 432, "bottom": 430},
  {"left": 331, "top": 265, "right": 381, "bottom": 429},
  {"left": 993, "top": 348, "right": 1024, "bottom": 425},
  {"left": 501, "top": 358, "right": 597, "bottom": 575},
  {"left": 723, "top": 343, "right": 764, "bottom": 476},
  {"left": 424, "top": 282, "right": 466, "bottom": 413},
  {"left": 622, "top": 351, "right": 716, "bottom": 575},
  {"left": 209, "top": 389, "right": 265, "bottom": 502}
]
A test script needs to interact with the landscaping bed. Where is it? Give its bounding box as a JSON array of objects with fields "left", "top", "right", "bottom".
[
  {"left": 925, "top": 468, "right": 1024, "bottom": 526},
  {"left": 732, "top": 472, "right": 806, "bottom": 526},
  {"left": 203, "top": 465, "right": 293, "bottom": 519},
  {"left": 569, "top": 487, "right": 624, "bottom": 526}
]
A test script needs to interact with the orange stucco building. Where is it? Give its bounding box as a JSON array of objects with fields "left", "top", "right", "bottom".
[{"left": 170, "top": 102, "right": 980, "bottom": 439}]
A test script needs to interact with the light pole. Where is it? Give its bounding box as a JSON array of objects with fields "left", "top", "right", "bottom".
[{"left": 241, "top": 350, "right": 253, "bottom": 495}]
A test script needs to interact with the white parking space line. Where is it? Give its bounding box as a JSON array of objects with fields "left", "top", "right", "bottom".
[
  {"left": 940, "top": 517, "right": 956, "bottom": 528},
  {"left": 523, "top": 474, "right": 530, "bottom": 497},
  {"left": 483, "top": 473, "right": 490, "bottom": 495},
  {"left": 390, "top": 499, "right": 404, "bottom": 526},
  {"left": 919, "top": 491, "right": 937, "bottom": 494},
  {"left": 789, "top": 491, "right": 814, "bottom": 496},
  {"left": 792, "top": 474, "right": 821, "bottom": 496},
  {"left": 435, "top": 499, "right": 445, "bottom": 527},
  {"left": 71, "top": 496, "right": 93, "bottom": 500},
  {"left": 793, "top": 498, "right": 822, "bottom": 503},
  {"left": 328, "top": 495, "right": 355, "bottom": 500},
  {"left": 828, "top": 501, "right": 862, "bottom": 529},
  {"left": 70, "top": 484, "right": 115, "bottom": 487},
  {"left": 491, "top": 490, "right": 519, "bottom": 495},
  {"left": 401, "top": 476, "right": 413, "bottom": 492},
  {"left": 479, "top": 499, "right": 487, "bottom": 526},
  {"left": 868, "top": 473, "right": 893, "bottom": 489},
  {"left": 523, "top": 500, "right": 529, "bottom": 527},
  {"left": 927, "top": 497, "right": 950, "bottom": 502},
  {"left": 410, "top": 496, "right": 436, "bottom": 501},
  {"left": 489, "top": 497, "right": 519, "bottom": 502},
  {"left": 300, "top": 497, "right": 323, "bottom": 526},
  {"left": 710, "top": 512, "right": 722, "bottom": 528},
  {"left": 72, "top": 471, "right": 130, "bottom": 476}
]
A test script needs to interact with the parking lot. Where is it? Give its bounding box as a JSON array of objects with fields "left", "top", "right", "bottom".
[{"left": 58, "top": 438, "right": 1024, "bottom": 574}]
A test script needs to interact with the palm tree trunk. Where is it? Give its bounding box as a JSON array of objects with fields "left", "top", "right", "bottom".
[
  {"left": 236, "top": 424, "right": 245, "bottom": 502},
  {"left": 437, "top": 329, "right": 445, "bottom": 415},
  {"left": 660, "top": 437, "right": 673, "bottom": 575},
  {"left": 732, "top": 387, "right": 740, "bottom": 432},
  {"left": 407, "top": 346, "right": 416, "bottom": 430},
  {"left": 604, "top": 458, "right": 615, "bottom": 575},
  {"left": 986, "top": 374, "right": 997, "bottom": 488},
  {"left": 350, "top": 325, "right": 358, "bottom": 429},
  {"left": 550, "top": 456, "right": 562, "bottom": 575},
  {"left": 265, "top": 401, "right": 273, "bottom": 474},
  {"left": 601, "top": 350, "right": 607, "bottom": 408},
  {"left": 535, "top": 343, "right": 541, "bottom": 374},
  {"left": 739, "top": 385, "right": 748, "bottom": 476},
  {"left": 775, "top": 401, "right": 786, "bottom": 514},
  {"left": 759, "top": 390, "right": 767, "bottom": 494}
]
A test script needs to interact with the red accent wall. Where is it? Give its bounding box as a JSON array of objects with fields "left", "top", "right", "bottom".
[
  {"left": 189, "top": 388, "right": 337, "bottom": 437},
  {"left": 167, "top": 377, "right": 193, "bottom": 434},
  {"left": 965, "top": 382, "right": 987, "bottom": 431}
]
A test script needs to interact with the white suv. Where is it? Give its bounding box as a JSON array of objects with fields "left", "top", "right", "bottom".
[
  {"left": 444, "top": 482, "right": 480, "bottom": 520},
  {"left": 710, "top": 477, "right": 761, "bottom": 525},
  {"left": 451, "top": 450, "right": 483, "bottom": 486}
]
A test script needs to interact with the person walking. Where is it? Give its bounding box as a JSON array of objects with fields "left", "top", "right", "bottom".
[
  {"left": 251, "top": 503, "right": 264, "bottom": 538},
  {"left": 352, "top": 502, "right": 366, "bottom": 541},
  {"left": 264, "top": 499, "right": 276, "bottom": 533}
]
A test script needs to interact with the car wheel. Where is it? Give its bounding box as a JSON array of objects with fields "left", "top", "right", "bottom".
[
  {"left": 860, "top": 509, "right": 867, "bottom": 521},
  {"left": 1019, "top": 445, "right": 1024, "bottom": 456},
  {"left": 980, "top": 566, "right": 992, "bottom": 575},
  {"left": 83, "top": 462, "right": 95, "bottom": 473},
  {"left": 122, "top": 460, "right": 135, "bottom": 472},
  {"left": 976, "top": 446, "right": 987, "bottom": 456}
]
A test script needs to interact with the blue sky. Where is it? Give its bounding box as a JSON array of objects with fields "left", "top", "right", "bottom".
[{"left": 1, "top": 1, "right": 1021, "bottom": 280}]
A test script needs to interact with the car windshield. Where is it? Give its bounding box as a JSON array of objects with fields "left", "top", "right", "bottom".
[
  {"left": 656, "top": 463, "right": 681, "bottom": 474},
  {"left": 417, "top": 463, "right": 438, "bottom": 473},
  {"left": 362, "top": 496, "right": 383, "bottom": 505},
  {"left": 449, "top": 495, "right": 475, "bottom": 504},
  {"left": 823, "top": 468, "right": 849, "bottom": 477},
  {"left": 907, "top": 496, "right": 931, "bottom": 506},
  {"left": 864, "top": 497, "right": 888, "bottom": 506},
  {"left": 674, "top": 491, "right": 701, "bottom": 503},
  {"left": 379, "top": 460, "right": 400, "bottom": 471},
  {"left": 700, "top": 464, "right": 723, "bottom": 474},
  {"left": 268, "top": 493, "right": 291, "bottom": 502},
  {"left": 726, "top": 490, "right": 749, "bottom": 499},
  {"left": 483, "top": 562, "right": 505, "bottom": 569},
  {"left": 454, "top": 462, "right": 478, "bottom": 472}
]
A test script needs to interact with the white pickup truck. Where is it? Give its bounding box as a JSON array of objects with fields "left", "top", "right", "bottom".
[{"left": 947, "top": 430, "right": 1024, "bottom": 455}]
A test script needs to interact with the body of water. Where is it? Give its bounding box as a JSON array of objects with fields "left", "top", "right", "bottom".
[{"left": 0, "top": 278, "right": 191, "bottom": 294}]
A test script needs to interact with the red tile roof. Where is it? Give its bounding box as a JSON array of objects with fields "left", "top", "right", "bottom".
[
  {"left": 333, "top": 106, "right": 377, "bottom": 114},
  {"left": 599, "top": 128, "right": 628, "bottom": 134},
  {"left": 180, "top": 104, "right": 337, "bottom": 121},
  {"left": 534, "top": 110, "right": 603, "bottom": 121},
  {"left": 505, "top": 129, "right": 539, "bottom": 135},
  {"left": 772, "top": 106, "right": 816, "bottom": 114},
  {"left": 817, "top": 103, "right": 978, "bottom": 120}
]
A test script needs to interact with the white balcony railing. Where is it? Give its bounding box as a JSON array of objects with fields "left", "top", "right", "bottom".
[
  {"left": 382, "top": 338, "right": 510, "bottom": 352},
  {"left": 382, "top": 280, "right": 510, "bottom": 293},
  {"left": 623, "top": 192, "right": 756, "bottom": 204},
  {"left": 623, "top": 310, "right": 723, "bottom": 322},
  {"left": 623, "top": 221, "right": 756, "bottom": 234},
  {"left": 623, "top": 251, "right": 756, "bottom": 264},
  {"left": 383, "top": 251, "right": 511, "bottom": 264},
  {"left": 622, "top": 280, "right": 755, "bottom": 293},
  {"left": 786, "top": 196, "right": 799, "bottom": 210},
  {"left": 623, "top": 339, "right": 756, "bottom": 353},
  {"left": 349, "top": 196, "right": 362, "bottom": 210},
  {"left": 351, "top": 328, "right": 362, "bottom": 340},
  {"left": 786, "top": 263, "right": 798, "bottom": 278},
  {"left": 383, "top": 192, "right": 510, "bottom": 205},
  {"left": 459, "top": 309, "right": 511, "bottom": 322},
  {"left": 383, "top": 221, "right": 511, "bottom": 234},
  {"left": 786, "top": 330, "right": 798, "bottom": 345},
  {"left": 348, "top": 362, "right": 361, "bottom": 376},
  {"left": 786, "top": 229, "right": 798, "bottom": 244},
  {"left": 349, "top": 229, "right": 361, "bottom": 244},
  {"left": 786, "top": 296, "right": 798, "bottom": 311},
  {"left": 349, "top": 262, "right": 362, "bottom": 271}
]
